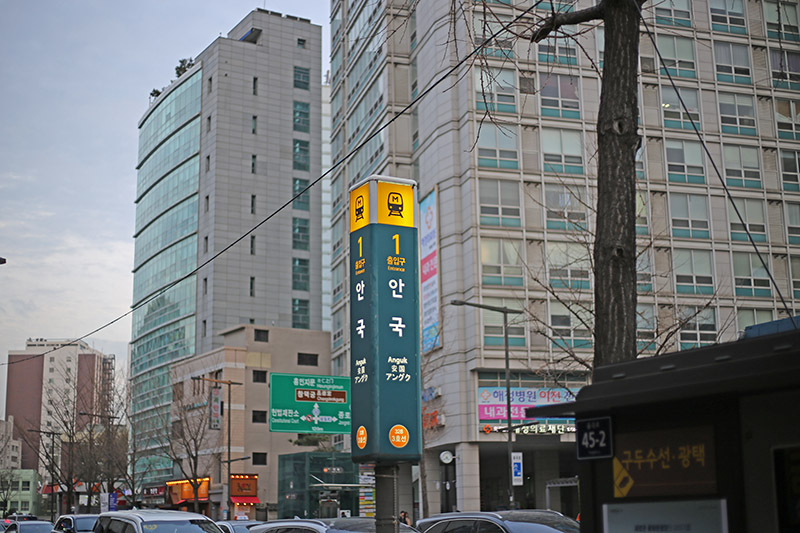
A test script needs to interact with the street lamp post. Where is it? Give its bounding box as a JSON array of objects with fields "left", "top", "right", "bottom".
[
  {"left": 28, "top": 428, "right": 60, "bottom": 521},
  {"left": 191, "top": 376, "right": 242, "bottom": 520},
  {"left": 451, "top": 299, "right": 523, "bottom": 509}
]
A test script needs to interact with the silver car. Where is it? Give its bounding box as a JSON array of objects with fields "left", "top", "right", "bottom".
[{"left": 94, "top": 511, "right": 222, "bottom": 533}]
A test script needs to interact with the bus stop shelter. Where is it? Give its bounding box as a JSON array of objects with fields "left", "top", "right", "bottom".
[{"left": 528, "top": 329, "right": 800, "bottom": 532}]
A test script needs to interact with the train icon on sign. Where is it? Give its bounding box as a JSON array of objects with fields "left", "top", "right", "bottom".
[
  {"left": 354, "top": 195, "right": 365, "bottom": 221},
  {"left": 387, "top": 192, "right": 404, "bottom": 217}
]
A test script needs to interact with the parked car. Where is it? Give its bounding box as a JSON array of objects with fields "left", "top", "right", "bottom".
[
  {"left": 416, "top": 511, "right": 579, "bottom": 533},
  {"left": 215, "top": 521, "right": 264, "bottom": 533},
  {"left": 5, "top": 521, "right": 55, "bottom": 533},
  {"left": 53, "top": 515, "right": 99, "bottom": 533},
  {"left": 93, "top": 511, "right": 222, "bottom": 533},
  {"left": 251, "top": 518, "right": 417, "bottom": 533}
]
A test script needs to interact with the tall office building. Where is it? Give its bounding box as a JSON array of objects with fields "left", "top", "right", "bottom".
[
  {"left": 131, "top": 9, "right": 322, "bottom": 483},
  {"left": 331, "top": 0, "right": 800, "bottom": 514},
  {"left": 5, "top": 339, "right": 114, "bottom": 477}
]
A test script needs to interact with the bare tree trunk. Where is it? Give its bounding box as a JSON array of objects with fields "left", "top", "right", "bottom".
[{"left": 593, "top": 0, "right": 641, "bottom": 369}]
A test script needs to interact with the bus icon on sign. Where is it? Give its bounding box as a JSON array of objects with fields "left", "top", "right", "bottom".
[
  {"left": 355, "top": 195, "right": 365, "bottom": 221},
  {"left": 387, "top": 192, "right": 403, "bottom": 217}
]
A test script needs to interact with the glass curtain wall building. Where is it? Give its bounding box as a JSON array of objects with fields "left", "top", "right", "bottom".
[
  {"left": 131, "top": 9, "right": 322, "bottom": 484},
  {"left": 331, "top": 0, "right": 800, "bottom": 515}
]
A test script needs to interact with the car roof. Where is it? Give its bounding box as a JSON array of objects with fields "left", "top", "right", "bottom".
[
  {"left": 98, "top": 511, "right": 211, "bottom": 523},
  {"left": 255, "top": 518, "right": 416, "bottom": 533},
  {"left": 15, "top": 522, "right": 54, "bottom": 526},
  {"left": 56, "top": 516, "right": 99, "bottom": 520}
]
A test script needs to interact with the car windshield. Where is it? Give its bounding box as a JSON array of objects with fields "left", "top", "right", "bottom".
[
  {"left": 75, "top": 519, "right": 98, "bottom": 532},
  {"left": 505, "top": 518, "right": 579, "bottom": 533},
  {"left": 142, "top": 520, "right": 222, "bottom": 533},
  {"left": 21, "top": 525, "right": 54, "bottom": 533}
]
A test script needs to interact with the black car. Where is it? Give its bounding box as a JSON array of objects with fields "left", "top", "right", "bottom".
[
  {"left": 416, "top": 511, "right": 579, "bottom": 533},
  {"left": 52, "top": 515, "right": 99, "bottom": 533}
]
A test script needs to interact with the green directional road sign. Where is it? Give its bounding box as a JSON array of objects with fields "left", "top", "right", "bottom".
[
  {"left": 349, "top": 175, "right": 422, "bottom": 463},
  {"left": 269, "top": 373, "right": 351, "bottom": 434}
]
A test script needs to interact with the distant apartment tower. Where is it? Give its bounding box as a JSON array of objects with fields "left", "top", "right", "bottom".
[
  {"left": 332, "top": 0, "right": 800, "bottom": 515},
  {"left": 4, "top": 338, "right": 114, "bottom": 478},
  {"left": 131, "top": 9, "right": 322, "bottom": 483}
]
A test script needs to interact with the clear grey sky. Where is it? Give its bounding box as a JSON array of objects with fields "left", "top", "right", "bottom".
[{"left": 0, "top": 0, "right": 330, "bottom": 417}]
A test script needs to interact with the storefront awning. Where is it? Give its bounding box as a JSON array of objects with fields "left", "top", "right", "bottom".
[{"left": 230, "top": 496, "right": 260, "bottom": 505}]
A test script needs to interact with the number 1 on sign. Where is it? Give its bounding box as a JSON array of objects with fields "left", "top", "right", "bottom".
[
  {"left": 358, "top": 236, "right": 363, "bottom": 257},
  {"left": 392, "top": 234, "right": 399, "bottom": 254}
]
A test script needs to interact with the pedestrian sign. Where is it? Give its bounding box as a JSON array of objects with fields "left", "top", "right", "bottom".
[{"left": 349, "top": 175, "right": 422, "bottom": 463}]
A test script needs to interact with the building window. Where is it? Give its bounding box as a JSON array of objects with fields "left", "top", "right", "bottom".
[
  {"left": 637, "top": 304, "right": 657, "bottom": 352},
  {"left": 538, "top": 24, "right": 578, "bottom": 65},
  {"left": 293, "top": 101, "right": 310, "bottom": 132},
  {"left": 483, "top": 297, "right": 525, "bottom": 347},
  {"left": 765, "top": 1, "right": 800, "bottom": 42},
  {"left": 252, "top": 452, "right": 267, "bottom": 465},
  {"left": 670, "top": 193, "right": 710, "bottom": 239},
  {"left": 253, "top": 77, "right": 258, "bottom": 96},
  {"left": 770, "top": 48, "right": 800, "bottom": 89},
  {"left": 548, "top": 242, "right": 591, "bottom": 290},
  {"left": 250, "top": 276, "right": 256, "bottom": 297},
  {"left": 737, "top": 308, "right": 773, "bottom": 335},
  {"left": 661, "top": 86, "right": 699, "bottom": 130},
  {"left": 777, "top": 98, "right": 800, "bottom": 140},
  {"left": 293, "top": 178, "right": 310, "bottom": 210},
  {"left": 679, "top": 306, "right": 717, "bottom": 350},
  {"left": 597, "top": 26, "right": 605, "bottom": 66},
  {"left": 475, "top": 67, "right": 516, "bottom": 113},
  {"left": 481, "top": 238, "right": 524, "bottom": 286},
  {"left": 293, "top": 258, "right": 310, "bottom": 291},
  {"left": 202, "top": 320, "right": 207, "bottom": 337},
  {"left": 636, "top": 191, "right": 649, "bottom": 235},
  {"left": 723, "top": 145, "right": 761, "bottom": 188},
  {"left": 714, "top": 41, "right": 752, "bottom": 84},
  {"left": 410, "top": 58, "right": 418, "bottom": 99},
  {"left": 480, "top": 179, "right": 521, "bottom": 227},
  {"left": 657, "top": 35, "right": 696, "bottom": 78},
  {"left": 656, "top": 0, "right": 691, "bottom": 27},
  {"left": 331, "top": 216, "right": 344, "bottom": 259},
  {"left": 204, "top": 236, "right": 209, "bottom": 253},
  {"left": 206, "top": 155, "right": 210, "bottom": 172},
  {"left": 208, "top": 76, "right": 212, "bottom": 93},
  {"left": 719, "top": 92, "right": 756, "bottom": 135},
  {"left": 733, "top": 252, "right": 771, "bottom": 297},
  {"left": 550, "top": 300, "right": 593, "bottom": 350},
  {"left": 297, "top": 353, "right": 319, "bottom": 366},
  {"left": 292, "top": 217, "right": 310, "bottom": 250},
  {"left": 666, "top": 139, "right": 704, "bottom": 183},
  {"left": 332, "top": 261, "right": 345, "bottom": 305},
  {"left": 252, "top": 115, "right": 257, "bottom": 134},
  {"left": 254, "top": 329, "right": 269, "bottom": 343},
  {"left": 787, "top": 202, "right": 800, "bottom": 244},
  {"left": 519, "top": 71, "right": 536, "bottom": 94},
  {"left": 252, "top": 410, "right": 267, "bottom": 424},
  {"left": 251, "top": 195, "right": 256, "bottom": 215},
  {"left": 294, "top": 66, "right": 310, "bottom": 89},
  {"left": 541, "top": 74, "right": 580, "bottom": 119},
  {"left": 203, "top": 277, "right": 208, "bottom": 295},
  {"left": 710, "top": 0, "right": 746, "bottom": 34},
  {"left": 253, "top": 370, "right": 267, "bottom": 383},
  {"left": 207, "top": 115, "right": 211, "bottom": 133},
  {"left": 292, "top": 298, "right": 310, "bottom": 329},
  {"left": 332, "top": 308, "right": 345, "bottom": 349},
  {"left": 781, "top": 149, "right": 800, "bottom": 191},
  {"left": 474, "top": 13, "right": 514, "bottom": 59},
  {"left": 411, "top": 108, "right": 419, "bottom": 151},
  {"left": 792, "top": 256, "right": 800, "bottom": 298},
  {"left": 729, "top": 198, "right": 766, "bottom": 242},
  {"left": 251, "top": 154, "right": 257, "bottom": 174},
  {"left": 477, "top": 123, "right": 519, "bottom": 169},
  {"left": 293, "top": 140, "right": 310, "bottom": 171},
  {"left": 250, "top": 235, "right": 256, "bottom": 255},
  {"left": 409, "top": 10, "right": 417, "bottom": 49},
  {"left": 542, "top": 128, "right": 584, "bottom": 174},
  {"left": 19, "top": 501, "right": 29, "bottom": 512},
  {"left": 297, "top": 37, "right": 306, "bottom": 48},
  {"left": 673, "top": 249, "right": 714, "bottom": 295},
  {"left": 204, "top": 195, "right": 209, "bottom": 212}
]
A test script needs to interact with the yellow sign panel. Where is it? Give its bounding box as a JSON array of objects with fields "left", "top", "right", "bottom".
[
  {"left": 613, "top": 457, "right": 634, "bottom": 498},
  {"left": 377, "top": 182, "right": 414, "bottom": 227},
  {"left": 350, "top": 183, "right": 370, "bottom": 233}
]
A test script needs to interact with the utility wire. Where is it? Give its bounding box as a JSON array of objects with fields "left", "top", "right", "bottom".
[
  {"left": 2, "top": 1, "right": 542, "bottom": 368},
  {"left": 633, "top": 0, "right": 796, "bottom": 324}
]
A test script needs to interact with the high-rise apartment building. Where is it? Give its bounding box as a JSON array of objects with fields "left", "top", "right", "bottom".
[
  {"left": 131, "top": 9, "right": 322, "bottom": 483},
  {"left": 5, "top": 339, "right": 114, "bottom": 477},
  {"left": 331, "top": 0, "right": 800, "bottom": 515}
]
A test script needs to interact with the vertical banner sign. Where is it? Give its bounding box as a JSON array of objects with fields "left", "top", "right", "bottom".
[
  {"left": 511, "top": 452, "right": 523, "bottom": 486},
  {"left": 210, "top": 386, "right": 222, "bottom": 430},
  {"left": 419, "top": 190, "right": 441, "bottom": 353},
  {"left": 350, "top": 175, "right": 422, "bottom": 462}
]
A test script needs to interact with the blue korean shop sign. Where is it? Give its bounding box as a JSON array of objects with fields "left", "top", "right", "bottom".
[{"left": 349, "top": 175, "right": 422, "bottom": 463}]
